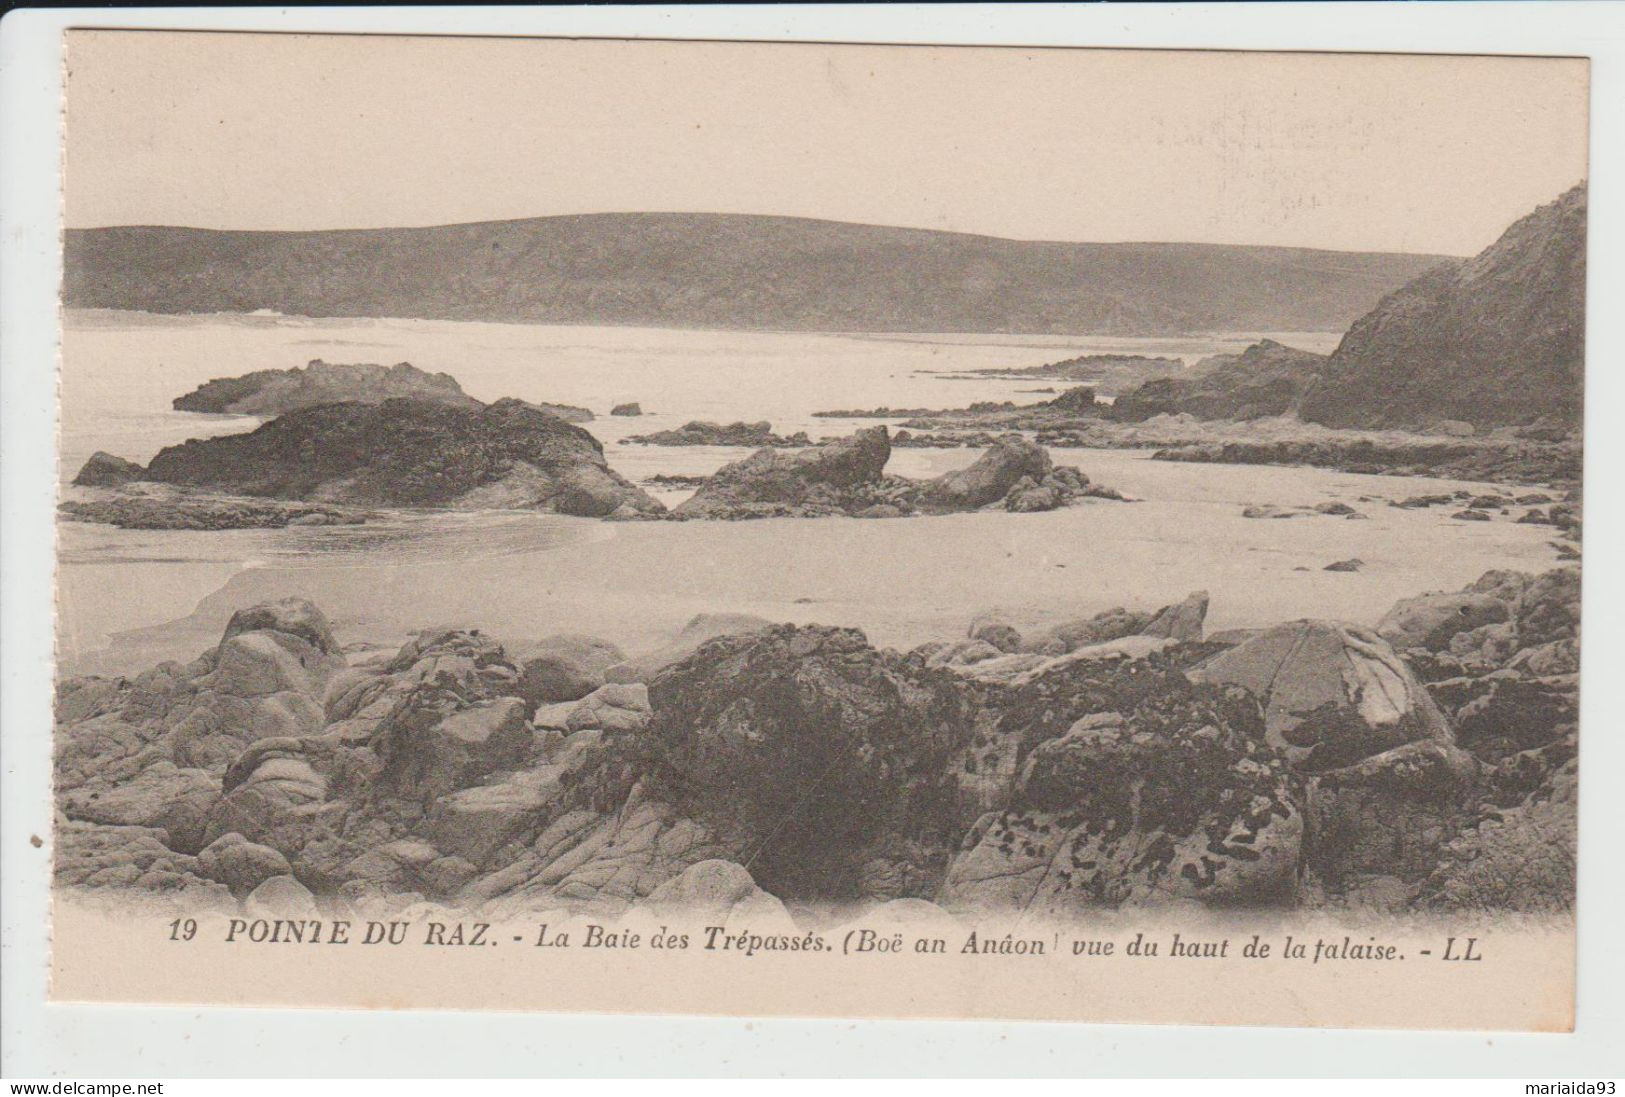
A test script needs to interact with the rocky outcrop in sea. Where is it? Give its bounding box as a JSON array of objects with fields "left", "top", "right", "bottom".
[
  {"left": 172, "top": 360, "right": 483, "bottom": 416},
  {"left": 68, "top": 396, "right": 662, "bottom": 521},
  {"left": 54, "top": 566, "right": 1578, "bottom": 920},
  {"left": 668, "top": 426, "right": 1123, "bottom": 520},
  {"left": 623, "top": 420, "right": 810, "bottom": 447}
]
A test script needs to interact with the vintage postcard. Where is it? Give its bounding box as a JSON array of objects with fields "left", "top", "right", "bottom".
[{"left": 50, "top": 30, "right": 1585, "bottom": 1030}]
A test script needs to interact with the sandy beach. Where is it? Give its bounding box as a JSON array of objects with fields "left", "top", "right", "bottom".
[{"left": 60, "top": 445, "right": 1564, "bottom": 675}]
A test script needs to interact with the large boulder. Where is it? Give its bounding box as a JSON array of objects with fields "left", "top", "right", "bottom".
[
  {"left": 195, "top": 832, "right": 294, "bottom": 895},
  {"left": 220, "top": 597, "right": 341, "bottom": 655},
  {"left": 673, "top": 426, "right": 892, "bottom": 519},
  {"left": 630, "top": 624, "right": 977, "bottom": 902},
  {"left": 1189, "top": 621, "right": 1452, "bottom": 771},
  {"left": 1377, "top": 592, "right": 1511, "bottom": 651},
  {"left": 923, "top": 434, "right": 1051, "bottom": 509},
  {"left": 141, "top": 397, "right": 663, "bottom": 517},
  {"left": 378, "top": 695, "right": 532, "bottom": 802},
  {"left": 515, "top": 634, "right": 627, "bottom": 706}
]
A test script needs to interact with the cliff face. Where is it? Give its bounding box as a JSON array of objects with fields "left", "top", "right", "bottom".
[
  {"left": 1111, "top": 339, "right": 1328, "bottom": 422},
  {"left": 142, "top": 397, "right": 661, "bottom": 516},
  {"left": 1299, "top": 185, "right": 1586, "bottom": 431},
  {"left": 173, "top": 360, "right": 480, "bottom": 415},
  {"left": 64, "top": 212, "right": 1446, "bottom": 336}
]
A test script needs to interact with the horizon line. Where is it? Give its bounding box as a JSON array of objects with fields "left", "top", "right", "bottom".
[{"left": 62, "top": 209, "right": 1475, "bottom": 260}]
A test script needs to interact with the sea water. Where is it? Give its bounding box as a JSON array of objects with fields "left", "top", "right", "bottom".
[{"left": 56, "top": 311, "right": 1561, "bottom": 674}]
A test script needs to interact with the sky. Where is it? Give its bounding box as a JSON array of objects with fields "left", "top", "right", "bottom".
[{"left": 64, "top": 30, "right": 1589, "bottom": 256}]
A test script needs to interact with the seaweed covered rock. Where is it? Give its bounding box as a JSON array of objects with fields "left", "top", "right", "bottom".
[
  {"left": 1189, "top": 621, "right": 1451, "bottom": 771},
  {"left": 943, "top": 654, "right": 1301, "bottom": 913},
  {"left": 1421, "top": 759, "right": 1576, "bottom": 912},
  {"left": 628, "top": 623, "right": 979, "bottom": 901},
  {"left": 142, "top": 397, "right": 661, "bottom": 517}
]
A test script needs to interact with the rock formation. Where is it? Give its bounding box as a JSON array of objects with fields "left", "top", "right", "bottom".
[
  {"left": 173, "top": 360, "right": 483, "bottom": 416},
  {"left": 1111, "top": 339, "right": 1328, "bottom": 422},
  {"left": 672, "top": 427, "right": 1116, "bottom": 520},
  {"left": 72, "top": 451, "right": 145, "bottom": 487},
  {"left": 73, "top": 397, "right": 662, "bottom": 519},
  {"left": 624, "top": 420, "right": 809, "bottom": 447},
  {"left": 54, "top": 567, "right": 1579, "bottom": 920},
  {"left": 1299, "top": 184, "right": 1586, "bottom": 432}
]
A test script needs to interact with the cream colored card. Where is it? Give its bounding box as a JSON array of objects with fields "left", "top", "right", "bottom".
[{"left": 52, "top": 30, "right": 1585, "bottom": 1030}]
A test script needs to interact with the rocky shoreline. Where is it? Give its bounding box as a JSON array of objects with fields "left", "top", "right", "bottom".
[
  {"left": 65, "top": 418, "right": 1128, "bottom": 528},
  {"left": 55, "top": 564, "right": 1578, "bottom": 923}
]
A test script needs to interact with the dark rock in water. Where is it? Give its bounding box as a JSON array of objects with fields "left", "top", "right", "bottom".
[
  {"left": 73, "top": 451, "right": 146, "bottom": 487},
  {"left": 923, "top": 435, "right": 1053, "bottom": 509},
  {"left": 173, "top": 360, "right": 481, "bottom": 416},
  {"left": 523, "top": 401, "right": 595, "bottom": 424},
  {"left": 1299, "top": 185, "right": 1585, "bottom": 432},
  {"left": 625, "top": 420, "right": 809, "bottom": 447},
  {"left": 140, "top": 397, "right": 662, "bottom": 517},
  {"left": 671, "top": 427, "right": 1112, "bottom": 520},
  {"left": 1323, "top": 558, "right": 1364, "bottom": 572},
  {"left": 60, "top": 487, "right": 367, "bottom": 530},
  {"left": 674, "top": 426, "right": 894, "bottom": 519},
  {"left": 1024, "top": 606, "right": 1152, "bottom": 655},
  {"left": 609, "top": 402, "right": 642, "bottom": 417},
  {"left": 1112, "top": 339, "right": 1328, "bottom": 423}
]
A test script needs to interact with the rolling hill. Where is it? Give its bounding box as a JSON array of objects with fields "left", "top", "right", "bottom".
[{"left": 64, "top": 212, "right": 1448, "bottom": 337}]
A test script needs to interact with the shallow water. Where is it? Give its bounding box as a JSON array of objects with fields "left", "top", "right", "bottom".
[{"left": 57, "top": 311, "right": 1563, "bottom": 675}]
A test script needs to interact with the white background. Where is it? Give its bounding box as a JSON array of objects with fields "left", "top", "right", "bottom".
[{"left": 3, "top": 3, "right": 1622, "bottom": 1079}]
